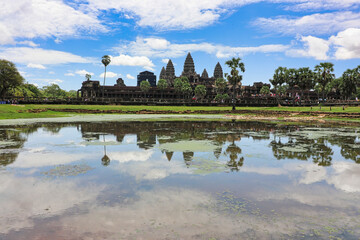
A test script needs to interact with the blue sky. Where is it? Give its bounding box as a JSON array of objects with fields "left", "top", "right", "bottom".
[{"left": 1, "top": 0, "right": 360, "bottom": 90}]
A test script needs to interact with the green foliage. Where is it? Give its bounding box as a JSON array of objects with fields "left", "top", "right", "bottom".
[
  {"left": 140, "top": 80, "right": 151, "bottom": 93},
  {"left": 215, "top": 93, "right": 229, "bottom": 102},
  {"left": 67, "top": 90, "right": 77, "bottom": 98},
  {"left": 41, "top": 84, "right": 67, "bottom": 98},
  {"left": 101, "top": 55, "right": 111, "bottom": 97},
  {"left": 215, "top": 78, "right": 227, "bottom": 94},
  {"left": 341, "top": 68, "right": 359, "bottom": 99},
  {"left": 270, "top": 67, "right": 287, "bottom": 90},
  {"left": 225, "top": 57, "right": 245, "bottom": 110},
  {"left": 260, "top": 85, "right": 270, "bottom": 95},
  {"left": 0, "top": 59, "right": 25, "bottom": 98},
  {"left": 174, "top": 77, "right": 192, "bottom": 97},
  {"left": 285, "top": 68, "right": 299, "bottom": 88},
  {"left": 181, "top": 81, "right": 193, "bottom": 98},
  {"left": 297, "top": 67, "right": 315, "bottom": 91},
  {"left": 85, "top": 74, "right": 91, "bottom": 81},
  {"left": 314, "top": 62, "right": 335, "bottom": 98},
  {"left": 101, "top": 55, "right": 111, "bottom": 67},
  {"left": 174, "top": 78, "right": 183, "bottom": 93},
  {"left": 225, "top": 57, "right": 245, "bottom": 86},
  {"left": 194, "top": 85, "right": 207, "bottom": 99},
  {"left": 157, "top": 79, "right": 168, "bottom": 90}
]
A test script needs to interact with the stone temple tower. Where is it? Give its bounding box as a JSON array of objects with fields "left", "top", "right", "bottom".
[
  {"left": 182, "top": 52, "right": 195, "bottom": 76},
  {"left": 159, "top": 66, "right": 166, "bottom": 80},
  {"left": 165, "top": 59, "right": 175, "bottom": 86},
  {"left": 213, "top": 62, "right": 223, "bottom": 79},
  {"left": 201, "top": 69, "right": 209, "bottom": 79}
]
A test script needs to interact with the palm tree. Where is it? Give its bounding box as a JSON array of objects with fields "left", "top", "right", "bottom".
[
  {"left": 314, "top": 62, "right": 334, "bottom": 101},
  {"left": 157, "top": 79, "right": 168, "bottom": 100},
  {"left": 297, "top": 67, "right": 314, "bottom": 102},
  {"left": 225, "top": 57, "right": 245, "bottom": 111},
  {"left": 101, "top": 55, "right": 111, "bottom": 99},
  {"left": 270, "top": 67, "right": 287, "bottom": 105},
  {"left": 341, "top": 68, "right": 358, "bottom": 100}
]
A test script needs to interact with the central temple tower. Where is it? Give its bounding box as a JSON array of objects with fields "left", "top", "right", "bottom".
[{"left": 182, "top": 52, "right": 195, "bottom": 75}]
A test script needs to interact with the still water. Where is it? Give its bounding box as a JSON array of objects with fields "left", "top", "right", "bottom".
[{"left": 0, "top": 120, "right": 360, "bottom": 239}]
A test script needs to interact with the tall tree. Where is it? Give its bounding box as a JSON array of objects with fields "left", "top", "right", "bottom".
[
  {"left": 85, "top": 73, "right": 91, "bottom": 81},
  {"left": 215, "top": 78, "right": 227, "bottom": 94},
  {"left": 260, "top": 85, "right": 270, "bottom": 95},
  {"left": 314, "top": 62, "right": 335, "bottom": 101},
  {"left": 157, "top": 79, "right": 168, "bottom": 100},
  {"left": 270, "top": 66, "right": 287, "bottom": 104},
  {"left": 140, "top": 80, "right": 151, "bottom": 98},
  {"left": 0, "top": 59, "right": 24, "bottom": 98},
  {"left": 341, "top": 68, "right": 358, "bottom": 100},
  {"left": 194, "top": 85, "right": 207, "bottom": 100},
  {"left": 225, "top": 57, "right": 245, "bottom": 110},
  {"left": 297, "top": 67, "right": 314, "bottom": 101},
  {"left": 42, "top": 84, "right": 67, "bottom": 98},
  {"left": 101, "top": 55, "right": 111, "bottom": 99}
]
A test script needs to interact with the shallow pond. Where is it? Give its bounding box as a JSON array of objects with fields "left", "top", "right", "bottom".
[{"left": 0, "top": 120, "right": 360, "bottom": 239}]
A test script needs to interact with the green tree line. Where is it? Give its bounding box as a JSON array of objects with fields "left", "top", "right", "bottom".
[
  {"left": 0, "top": 59, "right": 77, "bottom": 99},
  {"left": 270, "top": 63, "right": 360, "bottom": 100}
]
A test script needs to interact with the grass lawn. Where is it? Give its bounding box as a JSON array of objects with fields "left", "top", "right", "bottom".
[{"left": 0, "top": 104, "right": 359, "bottom": 120}]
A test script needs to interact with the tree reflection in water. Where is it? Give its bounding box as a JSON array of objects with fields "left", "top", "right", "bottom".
[
  {"left": 101, "top": 135, "right": 110, "bottom": 166},
  {"left": 1, "top": 121, "right": 359, "bottom": 169}
]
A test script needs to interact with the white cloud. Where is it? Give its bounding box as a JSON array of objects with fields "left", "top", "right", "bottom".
[
  {"left": 286, "top": 35, "right": 330, "bottom": 60},
  {"left": 108, "top": 150, "right": 153, "bottom": 163},
  {"left": 87, "top": 0, "right": 256, "bottom": 30},
  {"left": 162, "top": 58, "right": 170, "bottom": 64},
  {"left": 284, "top": 0, "right": 360, "bottom": 11},
  {"left": 285, "top": 28, "right": 360, "bottom": 60},
  {"left": 17, "top": 41, "right": 39, "bottom": 47},
  {"left": 126, "top": 74, "right": 135, "bottom": 79},
  {"left": 116, "top": 37, "right": 289, "bottom": 59},
  {"left": 110, "top": 54, "right": 155, "bottom": 70},
  {"left": 75, "top": 70, "right": 94, "bottom": 76},
  {"left": 30, "top": 78, "right": 63, "bottom": 86},
  {"left": 0, "top": 0, "right": 106, "bottom": 45},
  {"left": 330, "top": 28, "right": 360, "bottom": 60},
  {"left": 99, "top": 71, "right": 118, "bottom": 78},
  {"left": 65, "top": 72, "right": 75, "bottom": 77},
  {"left": 0, "top": 47, "right": 92, "bottom": 65},
  {"left": 253, "top": 11, "right": 360, "bottom": 36},
  {"left": 26, "top": 63, "right": 46, "bottom": 69}
]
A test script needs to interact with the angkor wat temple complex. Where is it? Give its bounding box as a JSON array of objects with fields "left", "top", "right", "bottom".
[
  {"left": 78, "top": 52, "right": 269, "bottom": 104},
  {"left": 159, "top": 52, "right": 224, "bottom": 87}
]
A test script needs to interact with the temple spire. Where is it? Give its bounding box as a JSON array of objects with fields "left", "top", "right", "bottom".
[
  {"left": 165, "top": 60, "right": 175, "bottom": 79},
  {"left": 182, "top": 52, "right": 195, "bottom": 75},
  {"left": 159, "top": 66, "right": 166, "bottom": 80},
  {"left": 201, "top": 68, "right": 209, "bottom": 79},
  {"left": 213, "top": 62, "right": 223, "bottom": 79}
]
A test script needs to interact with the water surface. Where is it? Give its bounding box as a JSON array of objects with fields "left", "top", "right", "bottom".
[{"left": 1, "top": 121, "right": 360, "bottom": 239}]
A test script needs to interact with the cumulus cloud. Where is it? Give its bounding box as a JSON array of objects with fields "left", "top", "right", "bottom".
[
  {"left": 116, "top": 37, "right": 289, "bottom": 59},
  {"left": 253, "top": 11, "right": 360, "bottom": 36},
  {"left": 330, "top": 28, "right": 360, "bottom": 60},
  {"left": 0, "top": 0, "right": 106, "bottom": 45},
  {"left": 26, "top": 63, "right": 46, "bottom": 69},
  {"left": 286, "top": 35, "right": 330, "bottom": 60},
  {"left": 126, "top": 74, "right": 135, "bottom": 79},
  {"left": 99, "top": 71, "right": 118, "bottom": 78},
  {"left": 286, "top": 28, "right": 360, "bottom": 60},
  {"left": 65, "top": 72, "right": 75, "bottom": 77},
  {"left": 284, "top": 0, "right": 360, "bottom": 11},
  {"left": 87, "top": 0, "right": 256, "bottom": 30},
  {"left": 26, "top": 78, "right": 64, "bottom": 86},
  {"left": 75, "top": 70, "right": 94, "bottom": 76},
  {"left": 0, "top": 47, "right": 92, "bottom": 65},
  {"left": 110, "top": 54, "right": 155, "bottom": 70}
]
